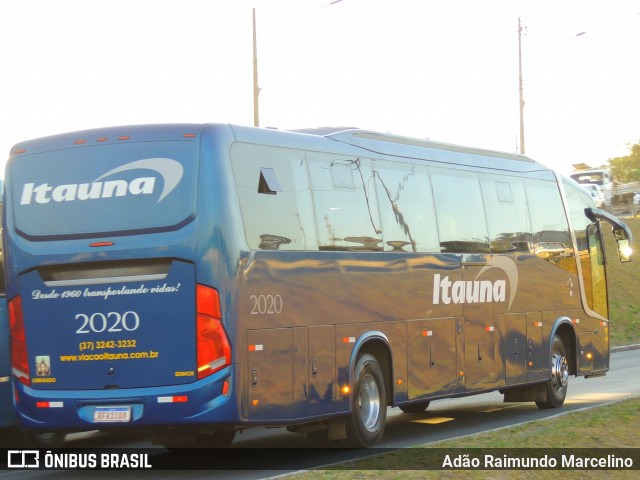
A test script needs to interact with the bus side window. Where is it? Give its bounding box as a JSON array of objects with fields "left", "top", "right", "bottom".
[
  {"left": 563, "top": 179, "right": 594, "bottom": 254},
  {"left": 479, "top": 174, "right": 531, "bottom": 254},
  {"left": 430, "top": 168, "right": 490, "bottom": 254},
  {"left": 372, "top": 161, "right": 439, "bottom": 253},
  {"left": 525, "top": 178, "right": 574, "bottom": 269},
  {"left": 309, "top": 155, "right": 383, "bottom": 251},
  {"left": 231, "top": 143, "right": 318, "bottom": 251}
]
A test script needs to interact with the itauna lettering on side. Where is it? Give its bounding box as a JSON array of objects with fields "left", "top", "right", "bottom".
[
  {"left": 431, "top": 256, "right": 520, "bottom": 309},
  {"left": 432, "top": 274, "right": 506, "bottom": 305}
]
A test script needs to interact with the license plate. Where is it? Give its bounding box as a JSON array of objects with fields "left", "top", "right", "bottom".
[{"left": 93, "top": 406, "right": 132, "bottom": 423}]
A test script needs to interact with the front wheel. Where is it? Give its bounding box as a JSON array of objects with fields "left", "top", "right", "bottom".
[
  {"left": 536, "top": 335, "right": 569, "bottom": 409},
  {"left": 343, "top": 354, "right": 387, "bottom": 447}
]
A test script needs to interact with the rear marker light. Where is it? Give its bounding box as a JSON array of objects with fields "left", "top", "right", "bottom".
[
  {"left": 118, "top": 136, "right": 131, "bottom": 141},
  {"left": 74, "top": 139, "right": 87, "bottom": 145},
  {"left": 14, "top": 149, "right": 26, "bottom": 154},
  {"left": 157, "top": 396, "right": 188, "bottom": 403},
  {"left": 96, "top": 137, "right": 108, "bottom": 142},
  {"left": 90, "top": 242, "right": 115, "bottom": 247},
  {"left": 183, "top": 133, "right": 196, "bottom": 138},
  {"left": 36, "top": 401, "right": 64, "bottom": 408}
]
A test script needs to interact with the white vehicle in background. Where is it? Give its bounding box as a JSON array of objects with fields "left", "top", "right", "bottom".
[
  {"left": 570, "top": 169, "right": 613, "bottom": 206},
  {"left": 634, "top": 191, "right": 640, "bottom": 205},
  {"left": 571, "top": 168, "right": 640, "bottom": 206},
  {"left": 582, "top": 184, "right": 606, "bottom": 208}
]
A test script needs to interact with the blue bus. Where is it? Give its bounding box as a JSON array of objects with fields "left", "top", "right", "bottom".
[{"left": 2, "top": 124, "right": 632, "bottom": 447}]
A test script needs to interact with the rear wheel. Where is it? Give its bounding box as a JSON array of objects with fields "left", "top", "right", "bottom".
[
  {"left": 536, "top": 335, "right": 569, "bottom": 409},
  {"left": 399, "top": 401, "right": 430, "bottom": 414},
  {"left": 343, "top": 354, "right": 387, "bottom": 447}
]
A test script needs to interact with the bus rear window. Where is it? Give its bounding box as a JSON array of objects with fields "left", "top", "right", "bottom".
[{"left": 8, "top": 141, "right": 197, "bottom": 239}]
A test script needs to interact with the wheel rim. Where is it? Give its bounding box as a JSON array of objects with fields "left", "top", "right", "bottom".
[
  {"left": 550, "top": 351, "right": 569, "bottom": 391},
  {"left": 358, "top": 373, "right": 381, "bottom": 432}
]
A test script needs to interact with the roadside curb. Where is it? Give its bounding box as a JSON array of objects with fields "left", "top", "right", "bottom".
[{"left": 612, "top": 344, "right": 640, "bottom": 353}]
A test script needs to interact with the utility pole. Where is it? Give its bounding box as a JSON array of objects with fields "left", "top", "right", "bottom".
[
  {"left": 253, "top": 8, "right": 260, "bottom": 127},
  {"left": 518, "top": 17, "right": 525, "bottom": 155}
]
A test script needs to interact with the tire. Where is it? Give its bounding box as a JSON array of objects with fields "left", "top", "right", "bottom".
[
  {"left": 343, "top": 353, "right": 387, "bottom": 447},
  {"left": 536, "top": 335, "right": 569, "bottom": 409},
  {"left": 399, "top": 401, "right": 430, "bottom": 414}
]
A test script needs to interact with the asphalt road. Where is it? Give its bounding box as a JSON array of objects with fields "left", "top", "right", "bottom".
[{"left": 3, "top": 348, "right": 639, "bottom": 479}]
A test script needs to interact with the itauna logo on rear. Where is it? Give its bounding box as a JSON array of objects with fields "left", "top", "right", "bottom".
[
  {"left": 432, "top": 256, "right": 519, "bottom": 310},
  {"left": 20, "top": 158, "right": 183, "bottom": 205}
]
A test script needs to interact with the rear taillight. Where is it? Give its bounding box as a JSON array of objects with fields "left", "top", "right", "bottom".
[
  {"left": 8, "top": 296, "right": 30, "bottom": 386},
  {"left": 196, "top": 285, "right": 231, "bottom": 379}
]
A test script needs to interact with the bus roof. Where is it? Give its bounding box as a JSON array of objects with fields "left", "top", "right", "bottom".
[
  {"left": 10, "top": 123, "right": 548, "bottom": 174},
  {"left": 9, "top": 124, "right": 206, "bottom": 156},
  {"left": 228, "top": 124, "right": 546, "bottom": 174}
]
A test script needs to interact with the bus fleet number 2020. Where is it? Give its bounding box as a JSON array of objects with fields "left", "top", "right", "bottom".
[
  {"left": 250, "top": 294, "right": 283, "bottom": 315},
  {"left": 75, "top": 311, "right": 141, "bottom": 334}
]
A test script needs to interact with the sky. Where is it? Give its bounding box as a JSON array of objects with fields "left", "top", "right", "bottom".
[{"left": 1, "top": 0, "right": 639, "bottom": 175}]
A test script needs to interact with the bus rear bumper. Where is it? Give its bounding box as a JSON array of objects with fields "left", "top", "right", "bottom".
[{"left": 13, "top": 368, "right": 236, "bottom": 430}]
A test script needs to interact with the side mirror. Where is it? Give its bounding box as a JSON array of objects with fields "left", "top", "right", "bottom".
[
  {"left": 616, "top": 238, "right": 632, "bottom": 262},
  {"left": 614, "top": 229, "right": 633, "bottom": 263},
  {"left": 585, "top": 208, "right": 633, "bottom": 263}
]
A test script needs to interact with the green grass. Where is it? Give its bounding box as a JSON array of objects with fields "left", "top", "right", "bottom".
[{"left": 294, "top": 397, "right": 640, "bottom": 479}]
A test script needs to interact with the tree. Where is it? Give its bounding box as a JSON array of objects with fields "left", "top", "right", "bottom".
[{"left": 609, "top": 142, "right": 640, "bottom": 183}]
